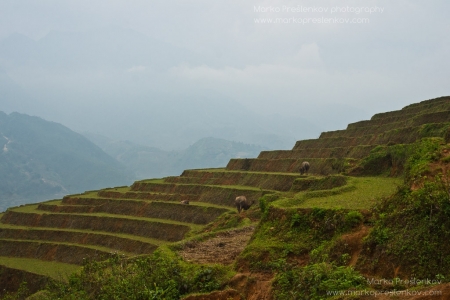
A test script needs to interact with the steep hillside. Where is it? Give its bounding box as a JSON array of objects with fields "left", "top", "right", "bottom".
[
  {"left": 0, "top": 112, "right": 131, "bottom": 211},
  {"left": 2, "top": 96, "right": 450, "bottom": 299}
]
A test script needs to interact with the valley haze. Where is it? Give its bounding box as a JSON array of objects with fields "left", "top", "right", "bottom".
[{"left": 0, "top": 0, "right": 448, "bottom": 151}]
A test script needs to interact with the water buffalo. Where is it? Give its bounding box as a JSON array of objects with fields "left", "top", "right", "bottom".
[
  {"left": 299, "top": 161, "right": 310, "bottom": 175},
  {"left": 180, "top": 200, "right": 190, "bottom": 205},
  {"left": 235, "top": 196, "right": 254, "bottom": 213}
]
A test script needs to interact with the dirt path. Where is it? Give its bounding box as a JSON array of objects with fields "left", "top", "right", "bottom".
[
  {"left": 179, "top": 226, "right": 277, "bottom": 299},
  {"left": 178, "top": 226, "right": 255, "bottom": 265}
]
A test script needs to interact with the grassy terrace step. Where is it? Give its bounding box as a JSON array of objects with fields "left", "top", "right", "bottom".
[
  {"left": 38, "top": 199, "right": 230, "bottom": 225},
  {"left": 129, "top": 182, "right": 266, "bottom": 206},
  {"left": 347, "top": 97, "right": 450, "bottom": 126},
  {"left": 93, "top": 191, "right": 199, "bottom": 202},
  {"left": 1, "top": 210, "right": 191, "bottom": 242},
  {"left": 0, "top": 226, "right": 157, "bottom": 255},
  {"left": 165, "top": 170, "right": 303, "bottom": 192},
  {"left": 290, "top": 175, "right": 348, "bottom": 192},
  {"left": 293, "top": 122, "right": 450, "bottom": 150},
  {"left": 0, "top": 258, "right": 79, "bottom": 280},
  {"left": 347, "top": 108, "right": 450, "bottom": 129},
  {"left": 274, "top": 176, "right": 402, "bottom": 209},
  {"left": 0, "top": 239, "right": 112, "bottom": 265},
  {"left": 226, "top": 157, "right": 357, "bottom": 174},
  {"left": 370, "top": 96, "right": 450, "bottom": 120},
  {"left": 257, "top": 145, "right": 375, "bottom": 160},
  {"left": 321, "top": 110, "right": 450, "bottom": 139},
  {"left": 0, "top": 263, "right": 56, "bottom": 297},
  {"left": 0, "top": 222, "right": 164, "bottom": 245}
]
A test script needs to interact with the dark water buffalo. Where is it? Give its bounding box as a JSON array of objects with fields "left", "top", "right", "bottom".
[
  {"left": 299, "top": 161, "right": 310, "bottom": 175},
  {"left": 180, "top": 200, "right": 190, "bottom": 205},
  {"left": 235, "top": 196, "right": 254, "bottom": 213}
]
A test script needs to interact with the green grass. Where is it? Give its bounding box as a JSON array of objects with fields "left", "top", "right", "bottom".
[
  {"left": 42, "top": 198, "right": 235, "bottom": 212},
  {"left": 183, "top": 169, "right": 301, "bottom": 176},
  {"left": 0, "top": 238, "right": 132, "bottom": 256},
  {"left": 184, "top": 167, "right": 227, "bottom": 172},
  {"left": 205, "top": 184, "right": 267, "bottom": 191},
  {"left": 182, "top": 201, "right": 234, "bottom": 210},
  {"left": 75, "top": 187, "right": 131, "bottom": 198},
  {"left": 0, "top": 257, "right": 80, "bottom": 280},
  {"left": 134, "top": 178, "right": 166, "bottom": 184},
  {"left": 40, "top": 199, "right": 62, "bottom": 205},
  {"left": 71, "top": 192, "right": 194, "bottom": 201},
  {"left": 8, "top": 207, "right": 204, "bottom": 230},
  {"left": 273, "top": 177, "right": 402, "bottom": 209},
  {"left": 0, "top": 223, "right": 165, "bottom": 246},
  {"left": 137, "top": 181, "right": 268, "bottom": 191},
  {"left": 101, "top": 186, "right": 132, "bottom": 192}
]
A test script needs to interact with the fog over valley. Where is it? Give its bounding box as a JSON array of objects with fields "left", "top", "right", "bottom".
[{"left": 1, "top": 1, "right": 449, "bottom": 151}]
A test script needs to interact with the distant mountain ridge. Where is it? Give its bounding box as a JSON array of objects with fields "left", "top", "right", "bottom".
[
  {"left": 0, "top": 112, "right": 131, "bottom": 211},
  {"left": 83, "top": 133, "right": 267, "bottom": 179},
  {"left": 0, "top": 29, "right": 324, "bottom": 151}
]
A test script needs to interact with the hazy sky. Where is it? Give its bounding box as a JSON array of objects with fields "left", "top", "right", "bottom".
[{"left": 0, "top": 0, "right": 449, "bottom": 149}]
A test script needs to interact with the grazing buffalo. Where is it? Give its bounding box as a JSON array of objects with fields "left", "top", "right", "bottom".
[
  {"left": 180, "top": 200, "right": 190, "bottom": 205},
  {"left": 235, "top": 196, "right": 254, "bottom": 213},
  {"left": 299, "top": 161, "right": 310, "bottom": 175}
]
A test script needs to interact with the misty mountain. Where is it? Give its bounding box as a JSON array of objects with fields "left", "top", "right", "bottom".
[
  {"left": 83, "top": 133, "right": 266, "bottom": 179},
  {"left": 0, "top": 29, "right": 324, "bottom": 151},
  {"left": 89, "top": 93, "right": 320, "bottom": 150},
  {"left": 175, "top": 137, "right": 267, "bottom": 171},
  {"left": 0, "top": 112, "right": 131, "bottom": 212}
]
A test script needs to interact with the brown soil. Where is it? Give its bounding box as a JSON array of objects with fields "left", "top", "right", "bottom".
[
  {"left": 411, "top": 146, "right": 450, "bottom": 190},
  {"left": 340, "top": 225, "right": 370, "bottom": 266},
  {"left": 0, "top": 240, "right": 107, "bottom": 265},
  {"left": 130, "top": 182, "right": 263, "bottom": 206},
  {"left": 178, "top": 227, "right": 254, "bottom": 265},
  {"left": 0, "top": 228, "right": 157, "bottom": 255},
  {"left": 1, "top": 211, "right": 189, "bottom": 242},
  {"left": 39, "top": 200, "right": 228, "bottom": 225},
  {"left": 178, "top": 226, "right": 275, "bottom": 299},
  {"left": 94, "top": 191, "right": 199, "bottom": 202},
  {"left": 229, "top": 272, "right": 273, "bottom": 300},
  {"left": 181, "top": 272, "right": 273, "bottom": 300},
  {"left": 170, "top": 170, "right": 300, "bottom": 192},
  {"left": 0, "top": 266, "right": 50, "bottom": 298},
  {"left": 182, "top": 289, "right": 242, "bottom": 300}
]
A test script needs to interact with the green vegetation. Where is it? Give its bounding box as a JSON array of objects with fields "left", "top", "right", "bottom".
[
  {"left": 290, "top": 175, "right": 348, "bottom": 192},
  {"left": 0, "top": 257, "right": 79, "bottom": 280},
  {"left": 359, "top": 138, "right": 450, "bottom": 278},
  {"left": 0, "top": 224, "right": 164, "bottom": 246},
  {"left": 44, "top": 249, "right": 233, "bottom": 300},
  {"left": 274, "top": 177, "right": 401, "bottom": 209},
  {"left": 356, "top": 143, "right": 410, "bottom": 175},
  {"left": 405, "top": 137, "right": 446, "bottom": 180},
  {"left": 238, "top": 207, "right": 365, "bottom": 272},
  {"left": 273, "top": 263, "right": 367, "bottom": 300}
]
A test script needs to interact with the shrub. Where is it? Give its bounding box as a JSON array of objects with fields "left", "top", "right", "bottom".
[
  {"left": 45, "top": 250, "right": 231, "bottom": 300},
  {"left": 344, "top": 211, "right": 364, "bottom": 229},
  {"left": 361, "top": 169, "right": 450, "bottom": 278},
  {"left": 273, "top": 263, "right": 367, "bottom": 300}
]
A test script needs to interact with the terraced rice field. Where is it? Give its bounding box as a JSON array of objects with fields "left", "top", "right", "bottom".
[{"left": 1, "top": 96, "right": 449, "bottom": 294}]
